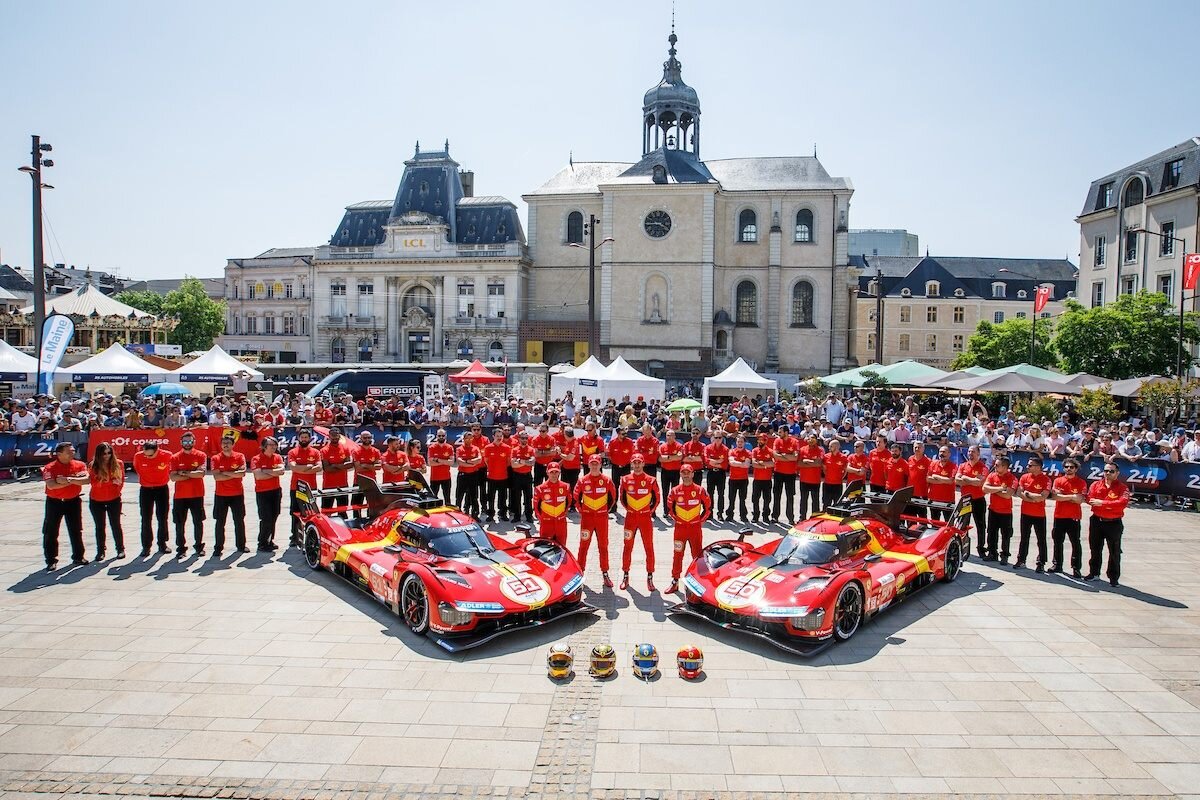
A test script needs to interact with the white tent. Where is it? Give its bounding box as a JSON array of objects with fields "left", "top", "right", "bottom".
[
  {"left": 0, "top": 339, "right": 37, "bottom": 381},
  {"left": 598, "top": 356, "right": 666, "bottom": 403},
  {"left": 177, "top": 345, "right": 265, "bottom": 382},
  {"left": 56, "top": 343, "right": 171, "bottom": 383},
  {"left": 703, "top": 357, "right": 778, "bottom": 406},
  {"left": 549, "top": 356, "right": 608, "bottom": 400}
]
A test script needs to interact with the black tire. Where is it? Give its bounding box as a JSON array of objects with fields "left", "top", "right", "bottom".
[
  {"left": 832, "top": 582, "right": 863, "bottom": 642},
  {"left": 942, "top": 539, "right": 962, "bottom": 583},
  {"left": 303, "top": 525, "right": 322, "bottom": 570},
  {"left": 399, "top": 573, "right": 431, "bottom": 635}
]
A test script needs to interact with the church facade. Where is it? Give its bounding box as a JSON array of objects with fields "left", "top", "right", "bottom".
[{"left": 522, "top": 30, "right": 857, "bottom": 378}]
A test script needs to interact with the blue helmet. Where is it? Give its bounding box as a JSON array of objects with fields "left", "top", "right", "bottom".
[{"left": 632, "top": 642, "right": 659, "bottom": 679}]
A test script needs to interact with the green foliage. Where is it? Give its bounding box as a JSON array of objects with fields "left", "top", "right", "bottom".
[
  {"left": 951, "top": 317, "right": 1055, "bottom": 371},
  {"left": 1052, "top": 293, "right": 1200, "bottom": 380},
  {"left": 1075, "top": 386, "right": 1120, "bottom": 422},
  {"left": 114, "top": 290, "right": 165, "bottom": 316},
  {"left": 162, "top": 278, "right": 226, "bottom": 354},
  {"left": 1135, "top": 378, "right": 1197, "bottom": 426},
  {"left": 1013, "top": 395, "right": 1060, "bottom": 424},
  {"left": 859, "top": 370, "right": 889, "bottom": 389},
  {"left": 800, "top": 377, "right": 825, "bottom": 398}
]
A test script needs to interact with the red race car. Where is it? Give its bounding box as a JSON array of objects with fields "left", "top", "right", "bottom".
[
  {"left": 668, "top": 483, "right": 971, "bottom": 656},
  {"left": 295, "top": 474, "right": 596, "bottom": 652}
]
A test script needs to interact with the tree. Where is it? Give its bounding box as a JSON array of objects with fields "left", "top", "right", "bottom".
[
  {"left": 162, "top": 278, "right": 226, "bottom": 354},
  {"left": 114, "top": 289, "right": 165, "bottom": 316},
  {"left": 1052, "top": 293, "right": 1200, "bottom": 380},
  {"left": 1074, "top": 386, "right": 1120, "bottom": 423},
  {"left": 1135, "top": 378, "right": 1198, "bottom": 427},
  {"left": 1014, "top": 395, "right": 1060, "bottom": 424},
  {"left": 951, "top": 317, "right": 1055, "bottom": 370},
  {"left": 859, "top": 370, "right": 889, "bottom": 389}
]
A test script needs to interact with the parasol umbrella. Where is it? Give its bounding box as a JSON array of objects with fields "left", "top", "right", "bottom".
[
  {"left": 666, "top": 398, "right": 702, "bottom": 412},
  {"left": 938, "top": 372, "right": 1080, "bottom": 395},
  {"left": 140, "top": 382, "right": 193, "bottom": 397}
]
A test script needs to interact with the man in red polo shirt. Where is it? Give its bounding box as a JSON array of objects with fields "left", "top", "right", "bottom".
[
  {"left": 380, "top": 435, "right": 409, "bottom": 485},
  {"left": 554, "top": 427, "right": 582, "bottom": 494},
  {"left": 350, "top": 431, "right": 382, "bottom": 518},
  {"left": 608, "top": 427, "right": 636, "bottom": 489},
  {"left": 704, "top": 430, "right": 730, "bottom": 521},
  {"left": 907, "top": 444, "right": 931, "bottom": 502},
  {"left": 252, "top": 436, "right": 286, "bottom": 551},
  {"left": 955, "top": 445, "right": 989, "bottom": 556},
  {"left": 426, "top": 428, "right": 454, "bottom": 503},
  {"left": 1050, "top": 458, "right": 1087, "bottom": 578},
  {"left": 286, "top": 428, "right": 322, "bottom": 547},
  {"left": 846, "top": 440, "right": 869, "bottom": 486},
  {"left": 750, "top": 432, "right": 775, "bottom": 523},
  {"left": 133, "top": 439, "right": 173, "bottom": 556},
  {"left": 529, "top": 423, "right": 559, "bottom": 487},
  {"left": 1086, "top": 463, "right": 1130, "bottom": 586},
  {"left": 769, "top": 428, "right": 798, "bottom": 524},
  {"left": 42, "top": 442, "right": 90, "bottom": 570},
  {"left": 726, "top": 433, "right": 751, "bottom": 522},
  {"left": 319, "top": 427, "right": 354, "bottom": 518},
  {"left": 666, "top": 464, "right": 711, "bottom": 595},
  {"left": 1016, "top": 455, "right": 1052, "bottom": 572},
  {"left": 455, "top": 430, "right": 483, "bottom": 517},
  {"left": 884, "top": 442, "right": 910, "bottom": 494},
  {"left": 533, "top": 462, "right": 570, "bottom": 546},
  {"left": 170, "top": 430, "right": 208, "bottom": 558},
  {"left": 821, "top": 439, "right": 848, "bottom": 511},
  {"left": 574, "top": 455, "right": 617, "bottom": 585},
  {"left": 983, "top": 454, "right": 1018, "bottom": 563},
  {"left": 210, "top": 433, "right": 248, "bottom": 556},
  {"left": 796, "top": 434, "right": 824, "bottom": 521},
  {"left": 867, "top": 435, "right": 891, "bottom": 493},
  {"left": 635, "top": 423, "right": 660, "bottom": 478},
  {"left": 925, "top": 446, "right": 957, "bottom": 520},
  {"left": 509, "top": 430, "right": 536, "bottom": 522},
  {"left": 657, "top": 429, "right": 683, "bottom": 517},
  {"left": 483, "top": 428, "right": 512, "bottom": 523}
]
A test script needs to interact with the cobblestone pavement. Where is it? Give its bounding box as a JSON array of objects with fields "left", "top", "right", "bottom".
[{"left": 1, "top": 477, "right": 1198, "bottom": 798}]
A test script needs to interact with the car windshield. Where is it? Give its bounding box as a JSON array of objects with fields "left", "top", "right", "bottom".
[
  {"left": 424, "top": 523, "right": 495, "bottom": 559},
  {"left": 771, "top": 532, "right": 840, "bottom": 565}
]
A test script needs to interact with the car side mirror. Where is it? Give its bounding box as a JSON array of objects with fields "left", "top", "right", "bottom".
[
  {"left": 864, "top": 553, "right": 882, "bottom": 563},
  {"left": 383, "top": 544, "right": 403, "bottom": 555},
  {"left": 737, "top": 527, "right": 753, "bottom": 542},
  {"left": 514, "top": 523, "right": 533, "bottom": 536}
]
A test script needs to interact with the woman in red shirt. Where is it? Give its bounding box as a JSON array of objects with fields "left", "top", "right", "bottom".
[
  {"left": 405, "top": 439, "right": 427, "bottom": 477},
  {"left": 88, "top": 442, "right": 125, "bottom": 560}
]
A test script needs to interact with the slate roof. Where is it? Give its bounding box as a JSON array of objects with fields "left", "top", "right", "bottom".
[
  {"left": 613, "top": 147, "right": 715, "bottom": 185},
  {"left": 524, "top": 162, "right": 634, "bottom": 196},
  {"left": 1080, "top": 137, "right": 1200, "bottom": 216},
  {"left": 253, "top": 247, "right": 317, "bottom": 259},
  {"left": 0, "top": 265, "right": 35, "bottom": 293},
  {"left": 527, "top": 155, "right": 850, "bottom": 195},
  {"left": 849, "top": 255, "right": 1078, "bottom": 301},
  {"left": 455, "top": 198, "right": 524, "bottom": 246},
  {"left": 706, "top": 157, "right": 852, "bottom": 192},
  {"left": 330, "top": 204, "right": 392, "bottom": 248},
  {"left": 123, "top": 278, "right": 225, "bottom": 298}
]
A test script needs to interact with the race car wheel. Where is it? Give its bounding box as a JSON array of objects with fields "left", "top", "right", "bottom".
[
  {"left": 832, "top": 582, "right": 863, "bottom": 642},
  {"left": 942, "top": 539, "right": 962, "bottom": 583},
  {"left": 303, "top": 525, "right": 322, "bottom": 570},
  {"left": 400, "top": 574, "right": 430, "bottom": 635}
]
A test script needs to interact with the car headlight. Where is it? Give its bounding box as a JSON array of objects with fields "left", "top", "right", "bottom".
[
  {"left": 759, "top": 606, "right": 806, "bottom": 617},
  {"left": 794, "top": 577, "right": 831, "bottom": 594},
  {"left": 793, "top": 608, "right": 826, "bottom": 631},
  {"left": 438, "top": 602, "right": 474, "bottom": 626},
  {"left": 683, "top": 575, "right": 706, "bottom": 596}
]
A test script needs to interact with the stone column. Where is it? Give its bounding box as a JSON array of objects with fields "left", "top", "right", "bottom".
[{"left": 765, "top": 200, "right": 782, "bottom": 371}]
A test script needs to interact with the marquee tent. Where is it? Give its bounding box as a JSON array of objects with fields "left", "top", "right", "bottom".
[
  {"left": 177, "top": 345, "right": 266, "bottom": 382},
  {"left": 55, "top": 343, "right": 171, "bottom": 383},
  {"left": 0, "top": 339, "right": 37, "bottom": 382},
  {"left": 598, "top": 356, "right": 666, "bottom": 403},
  {"left": 871, "top": 360, "right": 948, "bottom": 387},
  {"left": 938, "top": 371, "right": 1081, "bottom": 395},
  {"left": 549, "top": 356, "right": 608, "bottom": 399},
  {"left": 703, "top": 357, "right": 777, "bottom": 406},
  {"left": 448, "top": 359, "right": 506, "bottom": 384}
]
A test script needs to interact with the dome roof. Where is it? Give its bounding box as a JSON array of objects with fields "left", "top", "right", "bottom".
[{"left": 642, "top": 32, "right": 700, "bottom": 113}]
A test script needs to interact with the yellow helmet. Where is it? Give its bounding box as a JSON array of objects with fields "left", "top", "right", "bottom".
[
  {"left": 589, "top": 643, "right": 617, "bottom": 678},
  {"left": 547, "top": 644, "right": 574, "bottom": 679}
]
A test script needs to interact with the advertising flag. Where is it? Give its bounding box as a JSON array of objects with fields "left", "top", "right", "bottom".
[
  {"left": 1033, "top": 284, "right": 1053, "bottom": 314},
  {"left": 1184, "top": 253, "right": 1200, "bottom": 291},
  {"left": 38, "top": 313, "right": 75, "bottom": 395}
]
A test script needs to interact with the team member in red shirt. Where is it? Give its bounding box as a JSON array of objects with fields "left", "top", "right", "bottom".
[
  {"left": 380, "top": 435, "right": 409, "bottom": 485},
  {"left": 1086, "top": 463, "right": 1130, "bottom": 586},
  {"left": 554, "top": 427, "right": 582, "bottom": 493},
  {"left": 681, "top": 427, "right": 707, "bottom": 475},
  {"left": 210, "top": 433, "right": 248, "bottom": 555},
  {"left": 533, "top": 462, "right": 570, "bottom": 546},
  {"left": 750, "top": 432, "right": 775, "bottom": 523},
  {"left": 170, "top": 431, "right": 208, "bottom": 558},
  {"left": 286, "top": 428, "right": 322, "bottom": 547},
  {"left": 1015, "top": 455, "right": 1051, "bottom": 571},
  {"left": 658, "top": 429, "right": 683, "bottom": 516},
  {"left": 87, "top": 442, "right": 125, "bottom": 560},
  {"left": 770, "top": 429, "right": 799, "bottom": 523},
  {"left": 483, "top": 429, "right": 513, "bottom": 522},
  {"left": 925, "top": 446, "right": 957, "bottom": 520},
  {"left": 405, "top": 439, "right": 427, "bottom": 477},
  {"left": 313, "top": 401, "right": 334, "bottom": 426},
  {"left": 252, "top": 437, "right": 286, "bottom": 551},
  {"left": 795, "top": 434, "right": 824, "bottom": 521},
  {"left": 666, "top": 464, "right": 711, "bottom": 594},
  {"left": 574, "top": 455, "right": 617, "bottom": 585},
  {"left": 454, "top": 430, "right": 483, "bottom": 517},
  {"left": 426, "top": 428, "right": 454, "bottom": 503},
  {"left": 726, "top": 433, "right": 751, "bottom": 522},
  {"left": 907, "top": 445, "right": 931, "bottom": 501},
  {"left": 529, "top": 424, "right": 559, "bottom": 487},
  {"left": 319, "top": 428, "right": 354, "bottom": 517},
  {"left": 352, "top": 431, "right": 383, "bottom": 511},
  {"left": 608, "top": 427, "right": 636, "bottom": 488},
  {"left": 982, "top": 455, "right": 1018, "bottom": 563},
  {"left": 1049, "top": 458, "right": 1088, "bottom": 578},
  {"left": 635, "top": 423, "right": 660, "bottom": 478},
  {"left": 821, "top": 439, "right": 848, "bottom": 511},
  {"left": 704, "top": 430, "right": 730, "bottom": 520},
  {"left": 867, "top": 436, "right": 891, "bottom": 492},
  {"left": 578, "top": 422, "right": 606, "bottom": 480},
  {"left": 509, "top": 430, "right": 536, "bottom": 522},
  {"left": 42, "top": 442, "right": 90, "bottom": 570},
  {"left": 619, "top": 454, "right": 660, "bottom": 591},
  {"left": 133, "top": 440, "right": 173, "bottom": 556},
  {"left": 846, "top": 440, "right": 869, "bottom": 486},
  {"left": 955, "top": 445, "right": 990, "bottom": 555},
  {"left": 883, "top": 442, "right": 909, "bottom": 491}
]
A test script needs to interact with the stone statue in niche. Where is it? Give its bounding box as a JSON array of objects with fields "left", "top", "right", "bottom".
[{"left": 648, "top": 292, "right": 663, "bottom": 323}]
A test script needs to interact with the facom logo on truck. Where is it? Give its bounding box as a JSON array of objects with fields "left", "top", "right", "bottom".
[{"left": 367, "top": 386, "right": 422, "bottom": 397}]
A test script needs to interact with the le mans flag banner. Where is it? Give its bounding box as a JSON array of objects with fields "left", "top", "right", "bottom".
[
  {"left": 1033, "top": 284, "right": 1053, "bottom": 314},
  {"left": 1184, "top": 253, "right": 1200, "bottom": 291},
  {"left": 38, "top": 313, "right": 74, "bottom": 395}
]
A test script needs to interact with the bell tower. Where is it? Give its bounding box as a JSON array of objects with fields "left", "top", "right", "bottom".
[{"left": 642, "top": 24, "right": 701, "bottom": 157}]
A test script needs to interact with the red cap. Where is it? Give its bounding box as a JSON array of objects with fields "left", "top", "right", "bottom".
[
  {"left": 547, "top": 461, "right": 562, "bottom": 472},
  {"left": 680, "top": 464, "right": 694, "bottom": 474},
  {"left": 588, "top": 455, "right": 603, "bottom": 465},
  {"left": 631, "top": 454, "right": 645, "bottom": 463}
]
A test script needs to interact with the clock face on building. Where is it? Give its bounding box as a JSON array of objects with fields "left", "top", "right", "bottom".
[{"left": 643, "top": 210, "right": 672, "bottom": 238}]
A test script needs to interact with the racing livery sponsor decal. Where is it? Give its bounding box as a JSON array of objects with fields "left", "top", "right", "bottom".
[
  {"left": 715, "top": 567, "right": 772, "bottom": 609},
  {"left": 495, "top": 563, "right": 551, "bottom": 608}
]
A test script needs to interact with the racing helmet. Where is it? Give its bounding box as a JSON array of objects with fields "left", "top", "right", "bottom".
[
  {"left": 677, "top": 645, "right": 704, "bottom": 679},
  {"left": 589, "top": 643, "right": 617, "bottom": 678},
  {"left": 631, "top": 643, "right": 659, "bottom": 679},
  {"left": 547, "top": 644, "right": 574, "bottom": 679}
]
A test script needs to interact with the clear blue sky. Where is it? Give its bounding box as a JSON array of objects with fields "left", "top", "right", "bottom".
[{"left": 2, "top": 0, "right": 1198, "bottom": 280}]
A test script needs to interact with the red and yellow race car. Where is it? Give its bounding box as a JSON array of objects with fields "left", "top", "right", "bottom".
[
  {"left": 295, "top": 474, "right": 596, "bottom": 652},
  {"left": 668, "top": 483, "right": 971, "bottom": 656}
]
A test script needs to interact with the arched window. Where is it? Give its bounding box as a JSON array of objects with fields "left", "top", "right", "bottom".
[
  {"left": 1123, "top": 179, "right": 1144, "bottom": 206},
  {"left": 488, "top": 340, "right": 505, "bottom": 361},
  {"left": 357, "top": 336, "right": 373, "bottom": 362},
  {"left": 402, "top": 286, "right": 433, "bottom": 314},
  {"left": 738, "top": 209, "right": 757, "bottom": 243},
  {"left": 791, "top": 281, "right": 814, "bottom": 327},
  {"left": 736, "top": 281, "right": 757, "bottom": 325},
  {"left": 715, "top": 330, "right": 728, "bottom": 351},
  {"left": 566, "top": 211, "right": 584, "bottom": 244},
  {"left": 457, "top": 338, "right": 473, "bottom": 356},
  {"left": 331, "top": 336, "right": 346, "bottom": 363},
  {"left": 795, "top": 209, "right": 814, "bottom": 242}
]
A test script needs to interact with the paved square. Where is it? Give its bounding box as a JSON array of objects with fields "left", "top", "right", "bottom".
[{"left": 1, "top": 477, "right": 1198, "bottom": 799}]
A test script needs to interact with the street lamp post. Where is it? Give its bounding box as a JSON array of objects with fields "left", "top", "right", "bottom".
[
  {"left": 853, "top": 256, "right": 884, "bottom": 365},
  {"left": 17, "top": 135, "right": 53, "bottom": 388},
  {"left": 568, "top": 214, "right": 614, "bottom": 360}
]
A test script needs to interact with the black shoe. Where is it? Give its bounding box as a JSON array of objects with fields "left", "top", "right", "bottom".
[
  {"left": 977, "top": 548, "right": 987, "bottom": 559},
  {"left": 1035, "top": 564, "right": 1045, "bottom": 574},
  {"left": 176, "top": 551, "right": 187, "bottom": 559},
  {"left": 1072, "top": 569, "right": 1082, "bottom": 579},
  {"left": 194, "top": 547, "right": 206, "bottom": 557},
  {"left": 1084, "top": 573, "right": 1098, "bottom": 581},
  {"left": 238, "top": 547, "right": 250, "bottom": 553},
  {"left": 71, "top": 558, "right": 89, "bottom": 566},
  {"left": 752, "top": 517, "right": 760, "bottom": 524},
  {"left": 140, "top": 548, "right": 150, "bottom": 558},
  {"left": 115, "top": 550, "right": 125, "bottom": 559},
  {"left": 45, "top": 562, "right": 57, "bottom": 572},
  {"left": 212, "top": 550, "right": 222, "bottom": 558},
  {"left": 1110, "top": 579, "right": 1119, "bottom": 587},
  {"left": 158, "top": 546, "right": 171, "bottom": 554},
  {"left": 740, "top": 516, "right": 749, "bottom": 523},
  {"left": 1013, "top": 561, "right": 1024, "bottom": 569},
  {"left": 1048, "top": 565, "right": 1062, "bottom": 574},
  {"left": 96, "top": 551, "right": 106, "bottom": 561}
]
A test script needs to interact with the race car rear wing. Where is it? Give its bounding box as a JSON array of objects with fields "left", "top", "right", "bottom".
[
  {"left": 832, "top": 480, "right": 974, "bottom": 531},
  {"left": 293, "top": 471, "right": 441, "bottom": 518}
]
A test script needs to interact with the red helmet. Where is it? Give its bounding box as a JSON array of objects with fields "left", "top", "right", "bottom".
[{"left": 677, "top": 645, "right": 704, "bottom": 679}]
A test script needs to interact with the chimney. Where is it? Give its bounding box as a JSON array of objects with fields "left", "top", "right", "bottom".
[{"left": 460, "top": 170, "right": 474, "bottom": 198}]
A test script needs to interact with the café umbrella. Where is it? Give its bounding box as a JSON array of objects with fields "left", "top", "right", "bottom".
[{"left": 140, "top": 382, "right": 193, "bottom": 397}]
